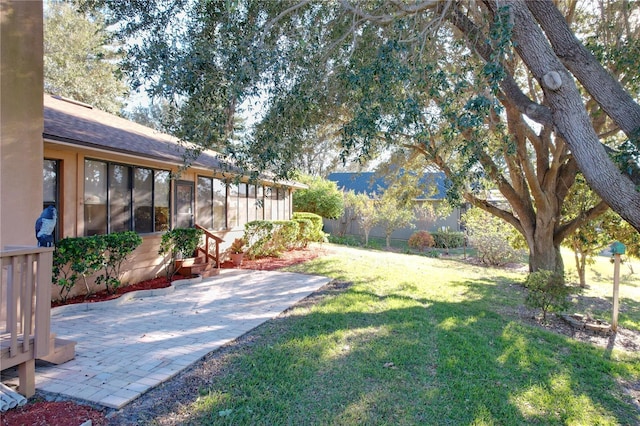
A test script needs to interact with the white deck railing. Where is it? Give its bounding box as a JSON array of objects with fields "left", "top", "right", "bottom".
[{"left": 1, "top": 246, "right": 53, "bottom": 397}]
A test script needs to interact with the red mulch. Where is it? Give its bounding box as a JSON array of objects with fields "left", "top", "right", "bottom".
[
  {"left": 3, "top": 246, "right": 326, "bottom": 426},
  {"left": 51, "top": 275, "right": 184, "bottom": 307},
  {"left": 1, "top": 400, "right": 107, "bottom": 426}
]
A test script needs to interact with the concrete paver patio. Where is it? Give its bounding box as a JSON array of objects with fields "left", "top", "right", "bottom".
[{"left": 1, "top": 269, "right": 330, "bottom": 409}]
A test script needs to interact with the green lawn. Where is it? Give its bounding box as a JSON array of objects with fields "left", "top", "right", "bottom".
[{"left": 183, "top": 245, "right": 640, "bottom": 425}]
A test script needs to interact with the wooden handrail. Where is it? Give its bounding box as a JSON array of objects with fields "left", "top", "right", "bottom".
[
  {"left": 1, "top": 246, "right": 53, "bottom": 397},
  {"left": 194, "top": 224, "right": 223, "bottom": 269}
]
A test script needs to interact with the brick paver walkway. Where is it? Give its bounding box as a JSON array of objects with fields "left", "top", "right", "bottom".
[{"left": 1, "top": 270, "right": 330, "bottom": 409}]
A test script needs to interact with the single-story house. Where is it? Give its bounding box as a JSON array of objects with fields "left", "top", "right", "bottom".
[
  {"left": 42, "top": 94, "right": 305, "bottom": 298},
  {"left": 324, "top": 171, "right": 466, "bottom": 241}
]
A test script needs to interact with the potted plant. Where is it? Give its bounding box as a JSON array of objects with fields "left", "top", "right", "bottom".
[
  {"left": 229, "top": 237, "right": 246, "bottom": 266},
  {"left": 159, "top": 228, "right": 204, "bottom": 279}
]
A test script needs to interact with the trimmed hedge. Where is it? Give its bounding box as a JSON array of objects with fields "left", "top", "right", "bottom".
[
  {"left": 292, "top": 212, "right": 326, "bottom": 244},
  {"left": 293, "top": 218, "right": 314, "bottom": 248},
  {"left": 432, "top": 230, "right": 465, "bottom": 249},
  {"left": 244, "top": 220, "right": 299, "bottom": 258}
]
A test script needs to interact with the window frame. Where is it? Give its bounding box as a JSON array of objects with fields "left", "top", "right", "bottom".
[{"left": 84, "top": 158, "right": 171, "bottom": 235}]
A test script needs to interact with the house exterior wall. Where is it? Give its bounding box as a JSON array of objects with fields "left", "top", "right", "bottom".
[
  {"left": 0, "top": 1, "right": 44, "bottom": 248},
  {"left": 44, "top": 142, "right": 296, "bottom": 300}
]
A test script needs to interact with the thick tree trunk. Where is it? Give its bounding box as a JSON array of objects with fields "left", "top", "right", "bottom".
[
  {"left": 505, "top": 1, "right": 640, "bottom": 233},
  {"left": 527, "top": 220, "right": 564, "bottom": 275}
]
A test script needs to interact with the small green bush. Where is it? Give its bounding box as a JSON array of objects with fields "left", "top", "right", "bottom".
[
  {"left": 158, "top": 227, "right": 204, "bottom": 280},
  {"left": 244, "top": 220, "right": 275, "bottom": 258},
  {"left": 52, "top": 232, "right": 142, "bottom": 299},
  {"left": 244, "top": 220, "right": 299, "bottom": 258},
  {"left": 292, "top": 212, "right": 326, "bottom": 243},
  {"left": 159, "top": 228, "right": 204, "bottom": 258},
  {"left": 53, "top": 236, "right": 103, "bottom": 301},
  {"left": 328, "top": 234, "right": 361, "bottom": 246},
  {"left": 432, "top": 230, "right": 465, "bottom": 250},
  {"left": 270, "top": 220, "right": 299, "bottom": 254},
  {"left": 95, "top": 231, "right": 142, "bottom": 294},
  {"left": 462, "top": 208, "right": 524, "bottom": 265},
  {"left": 293, "top": 218, "right": 313, "bottom": 248},
  {"left": 408, "top": 230, "right": 435, "bottom": 252},
  {"left": 524, "top": 270, "right": 575, "bottom": 322}
]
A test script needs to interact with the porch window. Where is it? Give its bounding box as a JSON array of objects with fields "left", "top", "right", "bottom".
[
  {"left": 84, "top": 159, "right": 170, "bottom": 235},
  {"left": 248, "top": 184, "right": 257, "bottom": 222},
  {"left": 196, "top": 176, "right": 227, "bottom": 230},
  {"left": 238, "top": 183, "right": 248, "bottom": 225},
  {"left": 85, "top": 160, "right": 108, "bottom": 235},
  {"left": 255, "top": 185, "right": 264, "bottom": 221},
  {"left": 264, "top": 186, "right": 273, "bottom": 220},
  {"left": 43, "top": 159, "right": 60, "bottom": 242},
  {"left": 271, "top": 187, "right": 279, "bottom": 220},
  {"left": 228, "top": 183, "right": 239, "bottom": 228},
  {"left": 109, "top": 164, "right": 131, "bottom": 232},
  {"left": 154, "top": 171, "right": 170, "bottom": 231}
]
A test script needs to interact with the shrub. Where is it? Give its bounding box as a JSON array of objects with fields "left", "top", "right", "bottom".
[
  {"left": 462, "top": 208, "right": 524, "bottom": 266},
  {"left": 52, "top": 232, "right": 142, "bottom": 299},
  {"left": 328, "top": 234, "right": 361, "bottom": 246},
  {"left": 95, "top": 231, "right": 142, "bottom": 294},
  {"left": 244, "top": 220, "right": 299, "bottom": 258},
  {"left": 293, "top": 218, "right": 313, "bottom": 248},
  {"left": 158, "top": 227, "right": 204, "bottom": 280},
  {"left": 159, "top": 228, "right": 204, "bottom": 258},
  {"left": 292, "top": 174, "right": 344, "bottom": 219},
  {"left": 408, "top": 230, "right": 435, "bottom": 252},
  {"left": 270, "top": 220, "right": 299, "bottom": 254},
  {"left": 524, "top": 270, "right": 575, "bottom": 322},
  {"left": 53, "top": 236, "right": 103, "bottom": 301},
  {"left": 293, "top": 212, "right": 326, "bottom": 243},
  {"left": 431, "top": 230, "right": 465, "bottom": 251}
]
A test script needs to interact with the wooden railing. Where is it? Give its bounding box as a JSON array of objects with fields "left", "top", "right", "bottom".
[
  {"left": 1, "top": 246, "right": 53, "bottom": 397},
  {"left": 195, "top": 224, "right": 223, "bottom": 270}
]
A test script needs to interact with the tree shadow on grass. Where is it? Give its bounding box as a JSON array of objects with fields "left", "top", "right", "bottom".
[{"left": 110, "top": 276, "right": 640, "bottom": 425}]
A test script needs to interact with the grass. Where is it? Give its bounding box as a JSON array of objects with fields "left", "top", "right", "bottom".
[{"left": 179, "top": 245, "right": 639, "bottom": 425}]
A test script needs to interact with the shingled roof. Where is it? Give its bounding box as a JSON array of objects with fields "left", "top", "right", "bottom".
[
  {"left": 43, "top": 94, "right": 231, "bottom": 172},
  {"left": 327, "top": 171, "right": 449, "bottom": 200}
]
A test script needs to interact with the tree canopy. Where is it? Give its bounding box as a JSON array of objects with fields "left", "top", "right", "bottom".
[
  {"left": 84, "top": 0, "right": 640, "bottom": 273},
  {"left": 45, "top": 1, "right": 128, "bottom": 114}
]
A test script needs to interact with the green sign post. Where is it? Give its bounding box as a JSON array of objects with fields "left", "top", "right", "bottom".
[{"left": 610, "top": 241, "right": 626, "bottom": 332}]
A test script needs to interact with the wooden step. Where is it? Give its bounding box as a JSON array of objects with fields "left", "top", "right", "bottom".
[
  {"left": 39, "top": 336, "right": 76, "bottom": 365},
  {"left": 177, "top": 260, "right": 219, "bottom": 277}
]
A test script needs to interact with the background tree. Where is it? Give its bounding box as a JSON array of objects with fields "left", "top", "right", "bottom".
[
  {"left": 374, "top": 184, "right": 417, "bottom": 249},
  {"left": 292, "top": 174, "right": 344, "bottom": 219},
  {"left": 343, "top": 190, "right": 377, "bottom": 246},
  {"left": 563, "top": 176, "right": 640, "bottom": 286},
  {"left": 45, "top": 1, "right": 128, "bottom": 114},
  {"left": 123, "top": 98, "right": 174, "bottom": 132}
]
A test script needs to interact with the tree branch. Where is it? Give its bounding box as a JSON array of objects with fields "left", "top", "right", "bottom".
[
  {"left": 526, "top": 0, "right": 640, "bottom": 138},
  {"left": 555, "top": 200, "right": 610, "bottom": 243},
  {"left": 448, "top": 4, "right": 553, "bottom": 126}
]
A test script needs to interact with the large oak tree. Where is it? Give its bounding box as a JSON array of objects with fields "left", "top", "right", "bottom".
[{"left": 86, "top": 0, "right": 640, "bottom": 273}]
